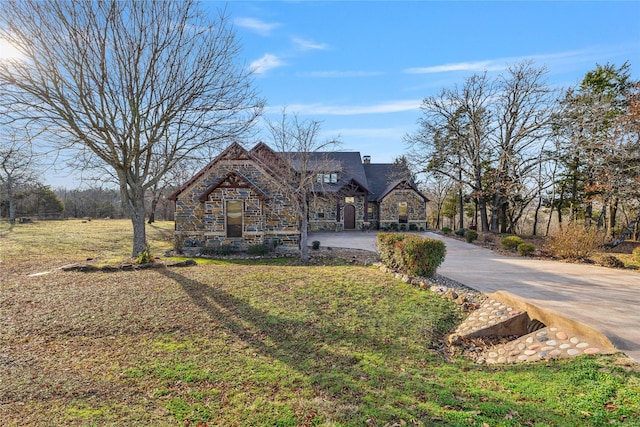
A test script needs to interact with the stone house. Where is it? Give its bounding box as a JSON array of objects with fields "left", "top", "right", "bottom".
[{"left": 169, "top": 142, "right": 428, "bottom": 251}]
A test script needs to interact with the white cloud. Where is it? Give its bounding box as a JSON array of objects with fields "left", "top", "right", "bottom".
[
  {"left": 250, "top": 54, "right": 286, "bottom": 75},
  {"left": 234, "top": 17, "right": 280, "bottom": 36},
  {"left": 292, "top": 37, "right": 329, "bottom": 51},
  {"left": 405, "top": 60, "right": 506, "bottom": 74},
  {"left": 266, "top": 100, "right": 421, "bottom": 116},
  {"left": 404, "top": 45, "right": 639, "bottom": 75}
]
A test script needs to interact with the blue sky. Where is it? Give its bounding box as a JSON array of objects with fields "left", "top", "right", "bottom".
[
  {"left": 222, "top": 0, "right": 640, "bottom": 164},
  {"left": 35, "top": 1, "right": 640, "bottom": 187}
]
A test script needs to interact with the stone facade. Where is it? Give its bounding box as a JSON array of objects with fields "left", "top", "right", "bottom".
[
  {"left": 174, "top": 157, "right": 300, "bottom": 251},
  {"left": 170, "top": 142, "right": 429, "bottom": 252},
  {"left": 379, "top": 188, "right": 427, "bottom": 230}
]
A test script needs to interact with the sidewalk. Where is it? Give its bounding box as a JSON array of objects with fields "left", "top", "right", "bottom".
[{"left": 308, "top": 231, "right": 640, "bottom": 363}]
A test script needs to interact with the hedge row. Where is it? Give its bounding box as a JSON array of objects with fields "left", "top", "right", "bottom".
[{"left": 376, "top": 233, "right": 446, "bottom": 277}]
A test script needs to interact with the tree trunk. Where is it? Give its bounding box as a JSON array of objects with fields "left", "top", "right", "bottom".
[
  {"left": 605, "top": 210, "right": 640, "bottom": 248},
  {"left": 458, "top": 187, "right": 464, "bottom": 230},
  {"left": 500, "top": 202, "right": 508, "bottom": 233},
  {"left": 490, "top": 192, "right": 500, "bottom": 232},
  {"left": 299, "top": 197, "right": 309, "bottom": 262},
  {"left": 585, "top": 201, "right": 592, "bottom": 227},
  {"left": 608, "top": 198, "right": 619, "bottom": 238},
  {"left": 7, "top": 176, "right": 16, "bottom": 224},
  {"left": 532, "top": 196, "right": 543, "bottom": 236},
  {"left": 121, "top": 183, "right": 147, "bottom": 258},
  {"left": 479, "top": 198, "right": 489, "bottom": 232}
]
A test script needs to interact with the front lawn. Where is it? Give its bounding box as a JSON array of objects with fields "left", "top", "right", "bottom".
[{"left": 1, "top": 219, "right": 639, "bottom": 426}]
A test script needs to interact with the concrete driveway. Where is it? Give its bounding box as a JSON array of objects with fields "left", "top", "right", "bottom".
[{"left": 308, "top": 231, "right": 640, "bottom": 363}]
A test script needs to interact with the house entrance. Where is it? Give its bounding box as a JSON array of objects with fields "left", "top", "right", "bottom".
[{"left": 344, "top": 204, "right": 356, "bottom": 230}]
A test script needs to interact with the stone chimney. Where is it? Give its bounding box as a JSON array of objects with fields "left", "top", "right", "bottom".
[{"left": 363, "top": 155, "right": 371, "bottom": 164}]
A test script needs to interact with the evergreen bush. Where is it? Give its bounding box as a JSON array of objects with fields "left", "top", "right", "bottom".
[
  {"left": 247, "top": 244, "right": 270, "bottom": 255},
  {"left": 464, "top": 230, "right": 479, "bottom": 243},
  {"left": 517, "top": 242, "right": 535, "bottom": 256},
  {"left": 376, "top": 233, "right": 446, "bottom": 277},
  {"left": 501, "top": 235, "right": 524, "bottom": 250},
  {"left": 441, "top": 227, "right": 452, "bottom": 234}
]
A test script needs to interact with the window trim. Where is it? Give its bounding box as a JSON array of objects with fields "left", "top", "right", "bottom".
[{"left": 226, "top": 200, "right": 243, "bottom": 238}]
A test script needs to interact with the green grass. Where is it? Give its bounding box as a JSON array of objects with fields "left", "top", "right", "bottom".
[{"left": 1, "top": 219, "right": 639, "bottom": 426}]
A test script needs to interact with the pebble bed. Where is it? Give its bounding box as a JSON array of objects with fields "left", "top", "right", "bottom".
[
  {"left": 375, "top": 263, "right": 608, "bottom": 364},
  {"left": 456, "top": 298, "right": 604, "bottom": 364}
]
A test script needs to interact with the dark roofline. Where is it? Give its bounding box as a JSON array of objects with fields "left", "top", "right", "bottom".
[{"left": 199, "top": 171, "right": 269, "bottom": 201}]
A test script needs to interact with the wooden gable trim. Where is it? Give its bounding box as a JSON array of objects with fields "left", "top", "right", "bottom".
[
  {"left": 378, "top": 180, "right": 429, "bottom": 202},
  {"left": 338, "top": 178, "right": 370, "bottom": 196},
  {"left": 168, "top": 142, "right": 251, "bottom": 201},
  {"left": 199, "top": 171, "right": 269, "bottom": 202}
]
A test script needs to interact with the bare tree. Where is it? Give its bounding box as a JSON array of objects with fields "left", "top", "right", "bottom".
[
  {"left": 407, "top": 72, "right": 495, "bottom": 232},
  {"left": 490, "top": 62, "right": 555, "bottom": 233},
  {"left": 265, "top": 110, "right": 341, "bottom": 262},
  {"left": 0, "top": 0, "right": 263, "bottom": 256},
  {"left": 0, "top": 128, "right": 39, "bottom": 223},
  {"left": 408, "top": 62, "right": 555, "bottom": 234}
]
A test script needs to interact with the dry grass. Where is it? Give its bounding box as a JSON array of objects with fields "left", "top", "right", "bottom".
[{"left": 1, "top": 219, "right": 639, "bottom": 426}]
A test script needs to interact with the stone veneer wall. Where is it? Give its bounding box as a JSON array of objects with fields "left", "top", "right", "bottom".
[
  {"left": 366, "top": 201, "right": 380, "bottom": 229},
  {"left": 307, "top": 195, "right": 369, "bottom": 231},
  {"left": 379, "top": 189, "right": 427, "bottom": 229},
  {"left": 174, "top": 159, "right": 300, "bottom": 250}
]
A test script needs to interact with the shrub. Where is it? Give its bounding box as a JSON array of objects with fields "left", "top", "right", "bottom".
[
  {"left": 376, "top": 233, "right": 446, "bottom": 277},
  {"left": 399, "top": 223, "right": 407, "bottom": 231},
  {"left": 409, "top": 223, "right": 418, "bottom": 231},
  {"left": 454, "top": 228, "right": 465, "bottom": 236},
  {"left": 247, "top": 244, "right": 270, "bottom": 256},
  {"left": 400, "top": 235, "right": 446, "bottom": 277},
  {"left": 517, "top": 242, "right": 535, "bottom": 257},
  {"left": 389, "top": 222, "right": 399, "bottom": 231},
  {"left": 464, "top": 230, "right": 478, "bottom": 243},
  {"left": 311, "top": 240, "right": 320, "bottom": 250},
  {"left": 501, "top": 235, "right": 524, "bottom": 250},
  {"left": 376, "top": 233, "right": 406, "bottom": 269},
  {"left": 480, "top": 233, "right": 496, "bottom": 244},
  {"left": 217, "top": 245, "right": 236, "bottom": 256},
  {"left": 441, "top": 227, "right": 452, "bottom": 234},
  {"left": 600, "top": 255, "right": 625, "bottom": 268},
  {"left": 545, "top": 223, "right": 604, "bottom": 260},
  {"left": 135, "top": 246, "right": 153, "bottom": 264},
  {"left": 633, "top": 247, "right": 640, "bottom": 262}
]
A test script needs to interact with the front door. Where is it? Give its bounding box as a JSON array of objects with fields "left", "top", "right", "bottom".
[{"left": 344, "top": 204, "right": 356, "bottom": 230}]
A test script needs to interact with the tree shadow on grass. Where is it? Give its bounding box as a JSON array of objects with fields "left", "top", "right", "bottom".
[{"left": 157, "top": 268, "right": 389, "bottom": 403}]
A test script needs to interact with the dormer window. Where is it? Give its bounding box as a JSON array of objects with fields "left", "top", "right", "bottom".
[{"left": 317, "top": 172, "right": 338, "bottom": 183}]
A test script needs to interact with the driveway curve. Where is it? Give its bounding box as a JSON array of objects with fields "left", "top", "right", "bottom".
[{"left": 308, "top": 231, "right": 640, "bottom": 363}]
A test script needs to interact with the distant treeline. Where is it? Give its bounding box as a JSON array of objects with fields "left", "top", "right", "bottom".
[{"left": 1, "top": 182, "right": 175, "bottom": 221}]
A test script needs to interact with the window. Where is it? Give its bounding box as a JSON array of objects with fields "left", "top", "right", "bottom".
[
  {"left": 317, "top": 210, "right": 325, "bottom": 219},
  {"left": 345, "top": 196, "right": 354, "bottom": 204},
  {"left": 226, "top": 200, "right": 243, "bottom": 237},
  {"left": 317, "top": 173, "right": 338, "bottom": 183},
  {"left": 398, "top": 202, "right": 408, "bottom": 223}
]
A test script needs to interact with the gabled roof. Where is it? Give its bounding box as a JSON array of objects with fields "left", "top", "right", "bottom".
[
  {"left": 363, "top": 163, "right": 429, "bottom": 202},
  {"left": 288, "top": 151, "right": 371, "bottom": 194},
  {"left": 168, "top": 141, "right": 252, "bottom": 201},
  {"left": 199, "top": 171, "right": 268, "bottom": 201},
  {"left": 169, "top": 142, "right": 427, "bottom": 203}
]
